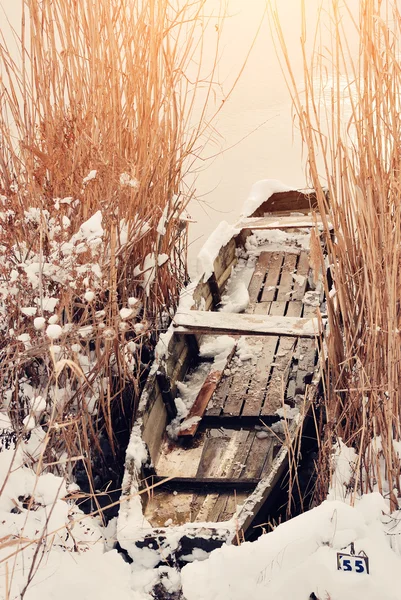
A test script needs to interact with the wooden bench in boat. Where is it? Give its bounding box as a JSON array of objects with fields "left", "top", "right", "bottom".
[
  {"left": 173, "top": 310, "right": 322, "bottom": 337},
  {"left": 235, "top": 214, "right": 332, "bottom": 231}
]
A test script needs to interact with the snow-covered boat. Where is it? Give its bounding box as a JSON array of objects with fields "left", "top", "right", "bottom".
[{"left": 117, "top": 180, "right": 327, "bottom": 567}]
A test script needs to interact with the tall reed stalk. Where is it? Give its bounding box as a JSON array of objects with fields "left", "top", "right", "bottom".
[
  {"left": 270, "top": 0, "right": 401, "bottom": 507},
  {"left": 0, "top": 0, "right": 225, "bottom": 496}
]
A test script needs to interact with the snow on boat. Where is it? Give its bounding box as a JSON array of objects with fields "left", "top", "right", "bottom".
[{"left": 117, "top": 181, "right": 327, "bottom": 568}]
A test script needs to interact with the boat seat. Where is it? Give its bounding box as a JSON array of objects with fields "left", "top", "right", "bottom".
[{"left": 173, "top": 310, "right": 323, "bottom": 338}]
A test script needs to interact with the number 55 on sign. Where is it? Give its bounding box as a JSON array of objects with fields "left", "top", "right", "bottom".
[{"left": 337, "top": 553, "right": 369, "bottom": 574}]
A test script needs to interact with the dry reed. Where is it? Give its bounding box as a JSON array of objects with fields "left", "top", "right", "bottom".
[
  {"left": 0, "top": 0, "right": 226, "bottom": 500},
  {"left": 270, "top": 0, "right": 401, "bottom": 507}
]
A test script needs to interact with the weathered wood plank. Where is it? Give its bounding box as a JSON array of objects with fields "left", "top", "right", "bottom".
[
  {"left": 293, "top": 304, "right": 319, "bottom": 396},
  {"left": 260, "top": 301, "right": 302, "bottom": 416},
  {"left": 253, "top": 301, "right": 271, "bottom": 315},
  {"left": 196, "top": 436, "right": 228, "bottom": 478},
  {"left": 222, "top": 339, "right": 261, "bottom": 417},
  {"left": 205, "top": 376, "right": 231, "bottom": 417},
  {"left": 240, "top": 434, "right": 274, "bottom": 479},
  {"left": 150, "top": 476, "right": 259, "bottom": 491},
  {"left": 229, "top": 431, "right": 256, "bottom": 478},
  {"left": 236, "top": 214, "right": 329, "bottom": 231},
  {"left": 196, "top": 430, "right": 240, "bottom": 479},
  {"left": 179, "top": 345, "right": 237, "bottom": 437},
  {"left": 292, "top": 251, "right": 310, "bottom": 301},
  {"left": 247, "top": 252, "right": 272, "bottom": 308},
  {"left": 173, "top": 310, "right": 323, "bottom": 338},
  {"left": 260, "top": 252, "right": 283, "bottom": 302},
  {"left": 276, "top": 253, "right": 297, "bottom": 302},
  {"left": 250, "top": 190, "right": 318, "bottom": 216},
  {"left": 155, "top": 432, "right": 206, "bottom": 478},
  {"left": 241, "top": 336, "right": 278, "bottom": 417},
  {"left": 213, "top": 238, "right": 237, "bottom": 282},
  {"left": 241, "top": 301, "right": 288, "bottom": 417}
]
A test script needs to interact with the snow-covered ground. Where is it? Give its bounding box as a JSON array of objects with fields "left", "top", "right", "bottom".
[{"left": 3, "top": 429, "right": 401, "bottom": 599}]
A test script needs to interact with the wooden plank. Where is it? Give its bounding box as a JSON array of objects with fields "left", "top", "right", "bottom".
[
  {"left": 236, "top": 214, "right": 329, "bottom": 231},
  {"left": 253, "top": 301, "right": 271, "bottom": 315},
  {"left": 241, "top": 336, "right": 278, "bottom": 417},
  {"left": 260, "top": 301, "right": 302, "bottom": 416},
  {"left": 193, "top": 493, "right": 220, "bottom": 522},
  {"left": 205, "top": 376, "right": 231, "bottom": 417},
  {"left": 144, "top": 490, "right": 194, "bottom": 526},
  {"left": 213, "top": 238, "right": 237, "bottom": 282},
  {"left": 196, "top": 431, "right": 240, "bottom": 479},
  {"left": 260, "top": 252, "right": 283, "bottom": 302},
  {"left": 156, "top": 370, "right": 177, "bottom": 421},
  {"left": 222, "top": 339, "right": 261, "bottom": 417},
  {"left": 242, "top": 300, "right": 288, "bottom": 418},
  {"left": 150, "top": 476, "right": 259, "bottom": 491},
  {"left": 247, "top": 190, "right": 318, "bottom": 217},
  {"left": 292, "top": 251, "right": 310, "bottom": 301},
  {"left": 247, "top": 252, "right": 272, "bottom": 308},
  {"left": 207, "top": 493, "right": 230, "bottom": 522},
  {"left": 294, "top": 304, "right": 319, "bottom": 396},
  {"left": 229, "top": 431, "right": 256, "bottom": 478},
  {"left": 155, "top": 432, "right": 206, "bottom": 478},
  {"left": 217, "top": 257, "right": 238, "bottom": 292},
  {"left": 178, "top": 345, "right": 237, "bottom": 437},
  {"left": 218, "top": 493, "right": 247, "bottom": 522},
  {"left": 173, "top": 310, "right": 323, "bottom": 338},
  {"left": 276, "top": 254, "right": 297, "bottom": 302},
  {"left": 240, "top": 434, "right": 274, "bottom": 479}
]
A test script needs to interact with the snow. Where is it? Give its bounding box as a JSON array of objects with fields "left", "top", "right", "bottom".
[
  {"left": 219, "top": 280, "right": 249, "bottom": 313},
  {"left": 20, "top": 306, "right": 37, "bottom": 316},
  {"left": 84, "top": 289, "right": 95, "bottom": 302},
  {"left": 46, "top": 323, "right": 63, "bottom": 340},
  {"left": 134, "top": 253, "right": 169, "bottom": 296},
  {"left": 157, "top": 204, "right": 169, "bottom": 235},
  {"left": 126, "top": 424, "right": 149, "bottom": 471},
  {"left": 241, "top": 178, "right": 294, "bottom": 218},
  {"left": 196, "top": 221, "right": 240, "bottom": 280},
  {"left": 120, "top": 172, "right": 140, "bottom": 188},
  {"left": 79, "top": 210, "right": 103, "bottom": 241},
  {"left": 82, "top": 169, "right": 97, "bottom": 184},
  {"left": 181, "top": 495, "right": 401, "bottom": 600},
  {"left": 33, "top": 317, "right": 46, "bottom": 330},
  {"left": 120, "top": 307, "right": 134, "bottom": 320}
]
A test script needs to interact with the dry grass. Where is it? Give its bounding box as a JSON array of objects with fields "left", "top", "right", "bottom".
[
  {"left": 0, "top": 0, "right": 227, "bottom": 501},
  {"left": 270, "top": 0, "right": 401, "bottom": 507}
]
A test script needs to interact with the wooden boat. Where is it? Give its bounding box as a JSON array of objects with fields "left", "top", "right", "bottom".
[{"left": 118, "top": 184, "right": 327, "bottom": 565}]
